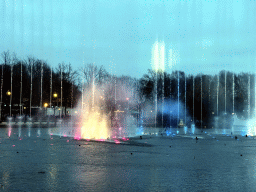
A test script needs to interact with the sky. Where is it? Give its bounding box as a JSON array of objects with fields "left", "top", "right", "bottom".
[{"left": 1, "top": 0, "right": 256, "bottom": 79}]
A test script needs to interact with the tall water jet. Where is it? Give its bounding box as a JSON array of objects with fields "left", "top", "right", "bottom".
[
  {"left": 61, "top": 63, "right": 63, "bottom": 119},
  {"left": 255, "top": 72, "right": 256, "bottom": 116},
  {"left": 233, "top": 72, "right": 235, "bottom": 114},
  {"left": 40, "top": 61, "right": 43, "bottom": 126},
  {"left": 192, "top": 75, "right": 195, "bottom": 129},
  {"left": 40, "top": 62, "right": 43, "bottom": 109},
  {"left": 184, "top": 73, "right": 186, "bottom": 125},
  {"left": 0, "top": 64, "right": 3, "bottom": 121},
  {"left": 70, "top": 73, "right": 74, "bottom": 128},
  {"left": 82, "top": 69, "right": 84, "bottom": 111},
  {"left": 10, "top": 64, "right": 13, "bottom": 117},
  {"left": 248, "top": 74, "right": 250, "bottom": 119},
  {"left": 217, "top": 74, "right": 219, "bottom": 116},
  {"left": 215, "top": 73, "right": 220, "bottom": 132},
  {"left": 183, "top": 73, "right": 188, "bottom": 134},
  {"left": 50, "top": 66, "right": 52, "bottom": 108},
  {"left": 155, "top": 73, "right": 157, "bottom": 128},
  {"left": 178, "top": 71, "right": 180, "bottom": 128},
  {"left": 76, "top": 81, "right": 110, "bottom": 140},
  {"left": 152, "top": 40, "right": 165, "bottom": 128},
  {"left": 162, "top": 72, "right": 164, "bottom": 128},
  {"left": 30, "top": 59, "right": 33, "bottom": 117},
  {"left": 20, "top": 61, "right": 22, "bottom": 115},
  {"left": 201, "top": 73, "right": 202, "bottom": 129},
  {"left": 225, "top": 70, "right": 227, "bottom": 114}
]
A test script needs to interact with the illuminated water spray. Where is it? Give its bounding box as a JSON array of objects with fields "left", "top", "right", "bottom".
[
  {"left": 152, "top": 40, "right": 165, "bottom": 128},
  {"left": 30, "top": 60, "right": 33, "bottom": 117},
  {"left": 193, "top": 75, "right": 194, "bottom": 123},
  {"left": 255, "top": 71, "right": 256, "bottom": 116},
  {"left": 50, "top": 66, "right": 52, "bottom": 108},
  {"left": 0, "top": 62, "right": 3, "bottom": 121},
  {"left": 178, "top": 71, "right": 180, "bottom": 127},
  {"left": 233, "top": 72, "right": 234, "bottom": 114},
  {"left": 20, "top": 61, "right": 22, "bottom": 115},
  {"left": 10, "top": 64, "right": 13, "bottom": 116},
  {"left": 248, "top": 74, "right": 250, "bottom": 119},
  {"left": 201, "top": 73, "right": 202, "bottom": 129},
  {"left": 77, "top": 76, "right": 110, "bottom": 140},
  {"left": 225, "top": 70, "right": 227, "bottom": 114},
  {"left": 185, "top": 74, "right": 186, "bottom": 125},
  {"left": 40, "top": 61, "right": 43, "bottom": 109},
  {"left": 217, "top": 74, "right": 219, "bottom": 117}
]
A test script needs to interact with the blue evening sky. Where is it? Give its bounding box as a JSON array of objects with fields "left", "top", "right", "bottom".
[{"left": 1, "top": 0, "right": 256, "bottom": 78}]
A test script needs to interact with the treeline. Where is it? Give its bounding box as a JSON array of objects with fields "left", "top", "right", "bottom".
[
  {"left": 0, "top": 51, "right": 139, "bottom": 118},
  {"left": 1, "top": 51, "right": 80, "bottom": 116},
  {"left": 1, "top": 51, "right": 254, "bottom": 128},
  {"left": 139, "top": 69, "right": 254, "bottom": 127}
]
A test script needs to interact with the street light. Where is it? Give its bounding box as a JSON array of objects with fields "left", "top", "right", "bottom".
[
  {"left": 53, "top": 93, "right": 58, "bottom": 107},
  {"left": 126, "top": 98, "right": 129, "bottom": 111},
  {"left": 44, "top": 103, "right": 48, "bottom": 116},
  {"left": 53, "top": 93, "right": 58, "bottom": 117},
  {"left": 6, "top": 90, "right": 12, "bottom": 117}
]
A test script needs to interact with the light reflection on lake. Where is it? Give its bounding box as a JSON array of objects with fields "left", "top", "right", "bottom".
[{"left": 0, "top": 127, "right": 256, "bottom": 191}]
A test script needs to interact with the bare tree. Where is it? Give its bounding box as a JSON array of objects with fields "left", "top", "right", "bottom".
[
  {"left": 81, "top": 64, "right": 110, "bottom": 88},
  {"left": 0, "top": 51, "right": 11, "bottom": 120}
]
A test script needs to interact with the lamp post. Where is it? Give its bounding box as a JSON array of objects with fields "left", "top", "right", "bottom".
[
  {"left": 53, "top": 93, "right": 58, "bottom": 116},
  {"left": 126, "top": 98, "right": 129, "bottom": 112},
  {"left": 7, "top": 90, "right": 11, "bottom": 116},
  {"left": 44, "top": 103, "right": 48, "bottom": 116}
]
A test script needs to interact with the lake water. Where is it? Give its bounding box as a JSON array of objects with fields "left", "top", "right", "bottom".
[{"left": 0, "top": 126, "right": 256, "bottom": 191}]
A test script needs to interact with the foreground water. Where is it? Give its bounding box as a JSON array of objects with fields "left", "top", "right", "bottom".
[{"left": 0, "top": 127, "right": 256, "bottom": 191}]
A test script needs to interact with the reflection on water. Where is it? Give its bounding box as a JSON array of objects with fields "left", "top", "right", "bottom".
[
  {"left": 8, "top": 126, "right": 11, "bottom": 137},
  {"left": 47, "top": 164, "right": 58, "bottom": 190},
  {"left": 18, "top": 127, "right": 21, "bottom": 138},
  {"left": 28, "top": 127, "right": 31, "bottom": 137},
  {"left": 1, "top": 127, "right": 256, "bottom": 191}
]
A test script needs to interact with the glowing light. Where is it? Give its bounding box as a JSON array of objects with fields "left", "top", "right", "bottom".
[
  {"left": 78, "top": 84, "right": 110, "bottom": 140},
  {"left": 114, "top": 140, "right": 120, "bottom": 144},
  {"left": 74, "top": 136, "right": 81, "bottom": 140},
  {"left": 44, "top": 103, "right": 48, "bottom": 108},
  {"left": 122, "top": 137, "right": 129, "bottom": 141},
  {"left": 80, "top": 111, "right": 109, "bottom": 140},
  {"left": 152, "top": 40, "right": 165, "bottom": 72},
  {"left": 96, "top": 139, "right": 105, "bottom": 142}
]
